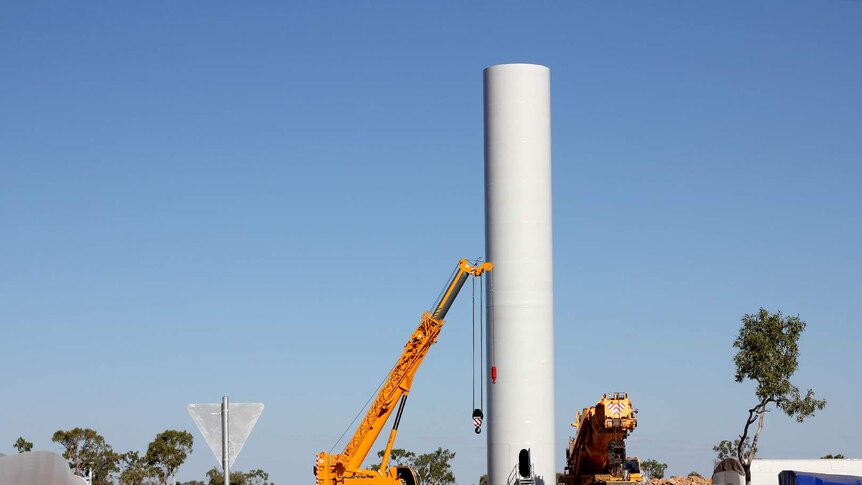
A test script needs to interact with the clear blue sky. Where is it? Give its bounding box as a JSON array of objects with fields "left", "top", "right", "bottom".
[{"left": 2, "top": 2, "right": 860, "bottom": 483}]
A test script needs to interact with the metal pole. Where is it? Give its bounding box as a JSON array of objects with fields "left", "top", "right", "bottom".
[{"left": 222, "top": 396, "right": 230, "bottom": 485}]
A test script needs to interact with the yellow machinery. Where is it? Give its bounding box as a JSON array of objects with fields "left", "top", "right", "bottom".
[
  {"left": 314, "top": 258, "right": 493, "bottom": 485},
  {"left": 562, "top": 392, "right": 643, "bottom": 485}
]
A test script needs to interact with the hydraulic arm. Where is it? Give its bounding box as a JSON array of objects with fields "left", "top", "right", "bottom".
[{"left": 314, "top": 258, "right": 492, "bottom": 485}]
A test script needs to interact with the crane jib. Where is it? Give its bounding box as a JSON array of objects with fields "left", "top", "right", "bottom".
[
  {"left": 432, "top": 259, "right": 493, "bottom": 321},
  {"left": 432, "top": 270, "right": 470, "bottom": 320}
]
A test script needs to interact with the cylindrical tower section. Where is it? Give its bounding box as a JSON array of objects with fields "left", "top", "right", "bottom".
[{"left": 484, "top": 63, "right": 555, "bottom": 485}]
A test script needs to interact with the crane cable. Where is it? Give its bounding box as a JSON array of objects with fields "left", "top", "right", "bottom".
[
  {"left": 480, "top": 272, "right": 485, "bottom": 413},
  {"left": 471, "top": 271, "right": 485, "bottom": 434},
  {"left": 329, "top": 370, "right": 389, "bottom": 454}
]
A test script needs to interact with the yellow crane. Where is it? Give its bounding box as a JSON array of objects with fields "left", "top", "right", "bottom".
[
  {"left": 562, "top": 393, "right": 643, "bottom": 485},
  {"left": 314, "top": 258, "right": 493, "bottom": 485}
]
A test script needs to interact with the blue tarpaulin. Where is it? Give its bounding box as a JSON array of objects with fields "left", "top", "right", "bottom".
[{"left": 779, "top": 470, "right": 862, "bottom": 485}]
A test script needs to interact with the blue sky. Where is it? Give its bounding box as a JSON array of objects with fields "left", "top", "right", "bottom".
[{"left": 2, "top": 2, "right": 860, "bottom": 483}]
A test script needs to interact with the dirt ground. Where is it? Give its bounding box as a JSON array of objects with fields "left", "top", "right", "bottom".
[{"left": 650, "top": 475, "right": 712, "bottom": 485}]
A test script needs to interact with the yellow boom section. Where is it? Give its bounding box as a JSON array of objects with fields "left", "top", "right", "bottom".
[{"left": 315, "top": 259, "right": 492, "bottom": 485}]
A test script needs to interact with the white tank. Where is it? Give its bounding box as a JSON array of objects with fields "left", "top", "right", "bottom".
[{"left": 484, "top": 63, "right": 556, "bottom": 485}]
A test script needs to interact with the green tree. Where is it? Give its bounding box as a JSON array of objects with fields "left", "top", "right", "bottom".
[
  {"left": 713, "top": 438, "right": 754, "bottom": 462},
  {"left": 640, "top": 460, "right": 667, "bottom": 479},
  {"left": 412, "top": 447, "right": 456, "bottom": 485},
  {"left": 370, "top": 448, "right": 417, "bottom": 471},
  {"left": 145, "top": 430, "right": 194, "bottom": 485},
  {"left": 245, "top": 469, "right": 274, "bottom": 485},
  {"left": 13, "top": 437, "right": 33, "bottom": 453},
  {"left": 118, "top": 451, "right": 157, "bottom": 485},
  {"left": 381, "top": 448, "right": 417, "bottom": 467},
  {"left": 479, "top": 473, "right": 488, "bottom": 485},
  {"left": 206, "top": 467, "right": 249, "bottom": 485},
  {"left": 731, "top": 309, "right": 826, "bottom": 485},
  {"left": 52, "top": 428, "right": 119, "bottom": 484},
  {"left": 821, "top": 454, "right": 845, "bottom": 459},
  {"left": 688, "top": 472, "right": 703, "bottom": 478}
]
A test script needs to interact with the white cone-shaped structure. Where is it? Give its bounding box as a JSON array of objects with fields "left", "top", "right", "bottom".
[{"left": 484, "top": 63, "right": 555, "bottom": 485}]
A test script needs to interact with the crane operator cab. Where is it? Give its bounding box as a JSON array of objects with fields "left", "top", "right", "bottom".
[{"left": 622, "top": 458, "right": 643, "bottom": 483}]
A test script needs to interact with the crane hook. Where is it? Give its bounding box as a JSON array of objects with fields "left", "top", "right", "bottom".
[{"left": 472, "top": 409, "right": 484, "bottom": 435}]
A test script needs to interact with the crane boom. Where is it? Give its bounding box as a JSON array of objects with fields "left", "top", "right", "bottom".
[{"left": 315, "top": 258, "right": 492, "bottom": 485}]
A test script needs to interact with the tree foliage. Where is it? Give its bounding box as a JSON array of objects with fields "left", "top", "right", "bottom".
[
  {"left": 204, "top": 467, "right": 274, "bottom": 485},
  {"left": 13, "top": 437, "right": 33, "bottom": 453},
  {"left": 145, "top": 430, "right": 194, "bottom": 485},
  {"left": 244, "top": 469, "right": 274, "bottom": 485},
  {"left": 732, "top": 309, "right": 826, "bottom": 485},
  {"left": 369, "top": 447, "right": 455, "bottom": 485},
  {"left": 381, "top": 448, "right": 417, "bottom": 467},
  {"left": 52, "top": 427, "right": 119, "bottom": 484},
  {"left": 713, "top": 438, "right": 754, "bottom": 462},
  {"left": 412, "top": 448, "right": 456, "bottom": 485},
  {"left": 118, "top": 451, "right": 157, "bottom": 485},
  {"left": 821, "top": 454, "right": 845, "bottom": 459},
  {"left": 640, "top": 460, "right": 667, "bottom": 479},
  {"left": 370, "top": 448, "right": 417, "bottom": 471},
  {"left": 206, "top": 467, "right": 249, "bottom": 485},
  {"left": 479, "top": 473, "right": 488, "bottom": 485}
]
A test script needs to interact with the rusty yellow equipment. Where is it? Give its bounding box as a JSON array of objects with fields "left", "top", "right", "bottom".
[
  {"left": 562, "top": 392, "right": 643, "bottom": 485},
  {"left": 314, "top": 258, "right": 493, "bottom": 485}
]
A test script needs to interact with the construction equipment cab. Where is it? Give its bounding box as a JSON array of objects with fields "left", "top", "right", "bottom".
[{"left": 314, "top": 258, "right": 492, "bottom": 485}]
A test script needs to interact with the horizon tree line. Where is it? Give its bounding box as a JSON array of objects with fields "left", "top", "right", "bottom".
[{"left": 9, "top": 428, "right": 273, "bottom": 485}]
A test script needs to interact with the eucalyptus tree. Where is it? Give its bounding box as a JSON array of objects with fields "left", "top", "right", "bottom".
[
  {"left": 145, "top": 430, "right": 194, "bottom": 485},
  {"left": 730, "top": 308, "right": 826, "bottom": 485},
  {"left": 13, "top": 437, "right": 33, "bottom": 453},
  {"left": 52, "top": 428, "right": 119, "bottom": 484}
]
